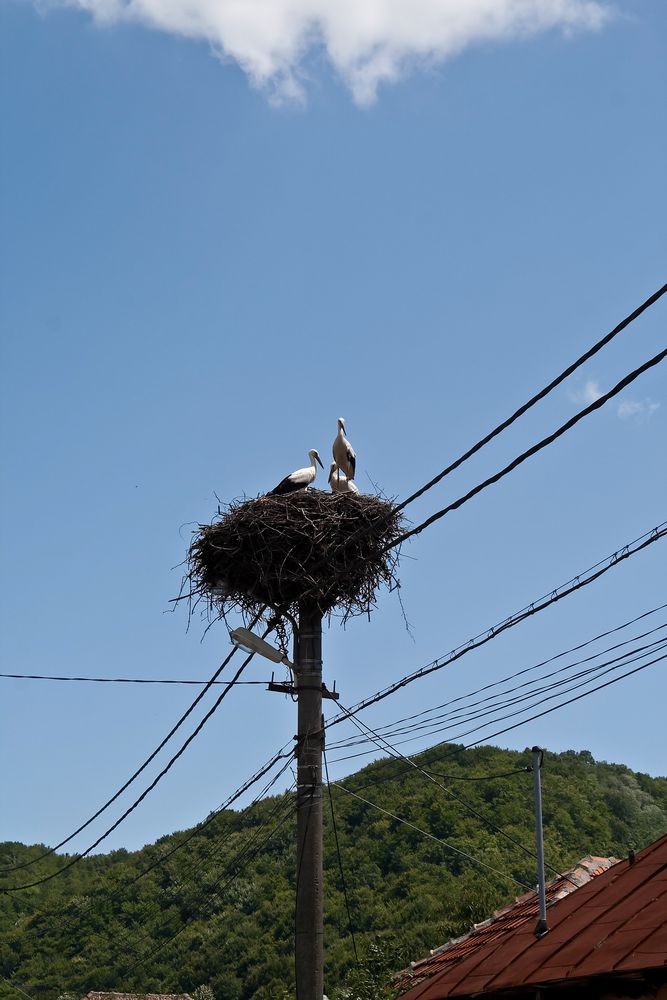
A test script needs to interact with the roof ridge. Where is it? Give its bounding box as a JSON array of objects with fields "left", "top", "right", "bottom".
[
  {"left": 394, "top": 854, "right": 619, "bottom": 993},
  {"left": 396, "top": 834, "right": 667, "bottom": 1000}
]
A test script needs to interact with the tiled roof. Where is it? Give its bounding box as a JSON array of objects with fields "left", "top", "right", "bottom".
[
  {"left": 397, "top": 834, "right": 667, "bottom": 999},
  {"left": 82, "top": 993, "right": 193, "bottom": 1000},
  {"left": 394, "top": 855, "right": 617, "bottom": 995}
]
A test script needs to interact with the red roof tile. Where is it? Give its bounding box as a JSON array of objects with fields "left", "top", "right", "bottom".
[
  {"left": 397, "top": 835, "right": 667, "bottom": 999},
  {"left": 394, "top": 855, "right": 616, "bottom": 995}
]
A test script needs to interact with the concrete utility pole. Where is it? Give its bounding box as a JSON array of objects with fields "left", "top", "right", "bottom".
[{"left": 295, "top": 602, "right": 324, "bottom": 1000}]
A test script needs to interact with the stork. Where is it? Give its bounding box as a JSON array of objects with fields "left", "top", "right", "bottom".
[
  {"left": 268, "top": 449, "right": 324, "bottom": 496},
  {"left": 332, "top": 417, "right": 356, "bottom": 482},
  {"left": 328, "top": 462, "right": 359, "bottom": 494}
]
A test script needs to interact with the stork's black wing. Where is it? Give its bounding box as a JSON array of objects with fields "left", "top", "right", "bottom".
[{"left": 267, "top": 475, "right": 303, "bottom": 496}]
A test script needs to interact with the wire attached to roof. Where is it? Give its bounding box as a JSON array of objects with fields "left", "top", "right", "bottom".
[{"left": 332, "top": 781, "right": 532, "bottom": 891}]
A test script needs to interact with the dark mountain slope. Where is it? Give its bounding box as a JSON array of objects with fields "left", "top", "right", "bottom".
[{"left": 1, "top": 743, "right": 665, "bottom": 1000}]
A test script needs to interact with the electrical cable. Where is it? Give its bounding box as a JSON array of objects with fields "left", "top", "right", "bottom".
[
  {"left": 329, "top": 630, "right": 667, "bottom": 751},
  {"left": 2, "top": 645, "right": 260, "bottom": 891},
  {"left": 390, "top": 347, "right": 667, "bottom": 549},
  {"left": 97, "top": 770, "right": 297, "bottom": 975},
  {"left": 330, "top": 634, "right": 667, "bottom": 750},
  {"left": 338, "top": 606, "right": 667, "bottom": 741},
  {"left": 396, "top": 283, "right": 667, "bottom": 514},
  {"left": 0, "top": 641, "right": 244, "bottom": 873},
  {"left": 1, "top": 610, "right": 270, "bottom": 875},
  {"left": 323, "top": 748, "right": 358, "bottom": 963},
  {"left": 0, "top": 975, "right": 38, "bottom": 1000},
  {"left": 362, "top": 639, "right": 667, "bottom": 754},
  {"left": 333, "top": 653, "right": 666, "bottom": 779},
  {"left": 421, "top": 767, "right": 530, "bottom": 781},
  {"left": 333, "top": 704, "right": 578, "bottom": 888},
  {"left": 129, "top": 749, "right": 294, "bottom": 888},
  {"left": 331, "top": 781, "right": 532, "bottom": 891},
  {"left": 336, "top": 703, "right": 576, "bottom": 875},
  {"left": 326, "top": 522, "right": 667, "bottom": 730},
  {"left": 8, "top": 743, "right": 295, "bottom": 955},
  {"left": 0, "top": 673, "right": 275, "bottom": 685},
  {"left": 451, "top": 651, "right": 667, "bottom": 755},
  {"left": 330, "top": 640, "right": 667, "bottom": 765},
  {"left": 119, "top": 785, "right": 297, "bottom": 979}
]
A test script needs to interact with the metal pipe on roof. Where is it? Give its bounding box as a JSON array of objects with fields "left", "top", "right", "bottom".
[{"left": 532, "top": 746, "right": 549, "bottom": 937}]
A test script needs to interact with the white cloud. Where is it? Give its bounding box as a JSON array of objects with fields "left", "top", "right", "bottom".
[
  {"left": 617, "top": 398, "right": 660, "bottom": 421},
  {"left": 571, "top": 379, "right": 604, "bottom": 405},
  {"left": 53, "top": 0, "right": 612, "bottom": 104},
  {"left": 571, "top": 381, "right": 661, "bottom": 422}
]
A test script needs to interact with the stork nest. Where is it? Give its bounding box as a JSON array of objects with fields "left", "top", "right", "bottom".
[{"left": 182, "top": 489, "right": 405, "bottom": 630}]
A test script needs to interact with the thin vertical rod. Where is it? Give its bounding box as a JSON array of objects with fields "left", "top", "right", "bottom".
[
  {"left": 532, "top": 746, "right": 548, "bottom": 936},
  {"left": 295, "top": 603, "right": 324, "bottom": 1000}
]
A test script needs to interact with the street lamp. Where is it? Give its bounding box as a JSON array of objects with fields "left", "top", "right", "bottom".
[{"left": 229, "top": 627, "right": 294, "bottom": 669}]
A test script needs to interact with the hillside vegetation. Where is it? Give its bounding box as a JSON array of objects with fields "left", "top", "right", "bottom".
[{"left": 1, "top": 743, "right": 666, "bottom": 1000}]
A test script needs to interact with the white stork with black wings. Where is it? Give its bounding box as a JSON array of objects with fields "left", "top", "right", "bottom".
[
  {"left": 332, "top": 417, "right": 356, "bottom": 481},
  {"left": 268, "top": 449, "right": 324, "bottom": 496},
  {"left": 328, "top": 462, "right": 359, "bottom": 494}
]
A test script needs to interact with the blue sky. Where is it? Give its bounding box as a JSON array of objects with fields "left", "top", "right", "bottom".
[{"left": 0, "top": 0, "right": 665, "bottom": 855}]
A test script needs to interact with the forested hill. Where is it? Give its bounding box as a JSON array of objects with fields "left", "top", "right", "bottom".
[{"left": 1, "top": 743, "right": 666, "bottom": 1000}]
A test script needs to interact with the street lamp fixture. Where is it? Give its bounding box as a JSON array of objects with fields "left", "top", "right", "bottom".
[{"left": 229, "top": 627, "right": 294, "bottom": 669}]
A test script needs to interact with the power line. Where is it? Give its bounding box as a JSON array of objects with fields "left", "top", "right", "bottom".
[
  {"left": 330, "top": 640, "right": 667, "bottom": 764},
  {"left": 390, "top": 347, "right": 667, "bottom": 549},
  {"left": 326, "top": 521, "right": 666, "bottom": 729},
  {"left": 2, "top": 647, "right": 258, "bottom": 892},
  {"left": 396, "top": 282, "right": 667, "bottom": 513},
  {"left": 0, "top": 975, "right": 38, "bottom": 1000},
  {"left": 334, "top": 653, "right": 666, "bottom": 779},
  {"left": 119, "top": 786, "right": 297, "bottom": 979},
  {"left": 332, "top": 702, "right": 578, "bottom": 889},
  {"left": 332, "top": 781, "right": 532, "bottom": 891},
  {"left": 0, "top": 642, "right": 240, "bottom": 874},
  {"left": 1, "top": 610, "right": 269, "bottom": 875},
  {"left": 453, "top": 651, "right": 667, "bottom": 753},
  {"left": 329, "top": 629, "right": 667, "bottom": 751},
  {"left": 422, "top": 767, "right": 530, "bottom": 782},
  {"left": 0, "top": 673, "right": 274, "bottom": 685},
  {"left": 8, "top": 743, "right": 295, "bottom": 950},
  {"left": 323, "top": 749, "right": 358, "bottom": 963},
  {"left": 384, "top": 639, "right": 667, "bottom": 751},
  {"left": 93, "top": 769, "right": 297, "bottom": 976},
  {"left": 342, "top": 605, "right": 667, "bottom": 740}
]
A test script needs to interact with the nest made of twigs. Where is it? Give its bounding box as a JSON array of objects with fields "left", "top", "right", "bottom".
[{"left": 183, "top": 489, "right": 405, "bottom": 628}]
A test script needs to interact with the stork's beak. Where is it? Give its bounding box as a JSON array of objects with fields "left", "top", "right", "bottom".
[{"left": 316, "top": 454, "right": 324, "bottom": 469}]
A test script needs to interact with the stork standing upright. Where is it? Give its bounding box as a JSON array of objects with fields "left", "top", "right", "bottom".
[
  {"left": 268, "top": 449, "right": 324, "bottom": 496},
  {"left": 332, "top": 417, "right": 356, "bottom": 482},
  {"left": 328, "top": 461, "right": 359, "bottom": 494}
]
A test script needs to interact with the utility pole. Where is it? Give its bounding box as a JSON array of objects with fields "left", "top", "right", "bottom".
[
  {"left": 532, "top": 746, "right": 548, "bottom": 937},
  {"left": 295, "top": 602, "right": 324, "bottom": 1000}
]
